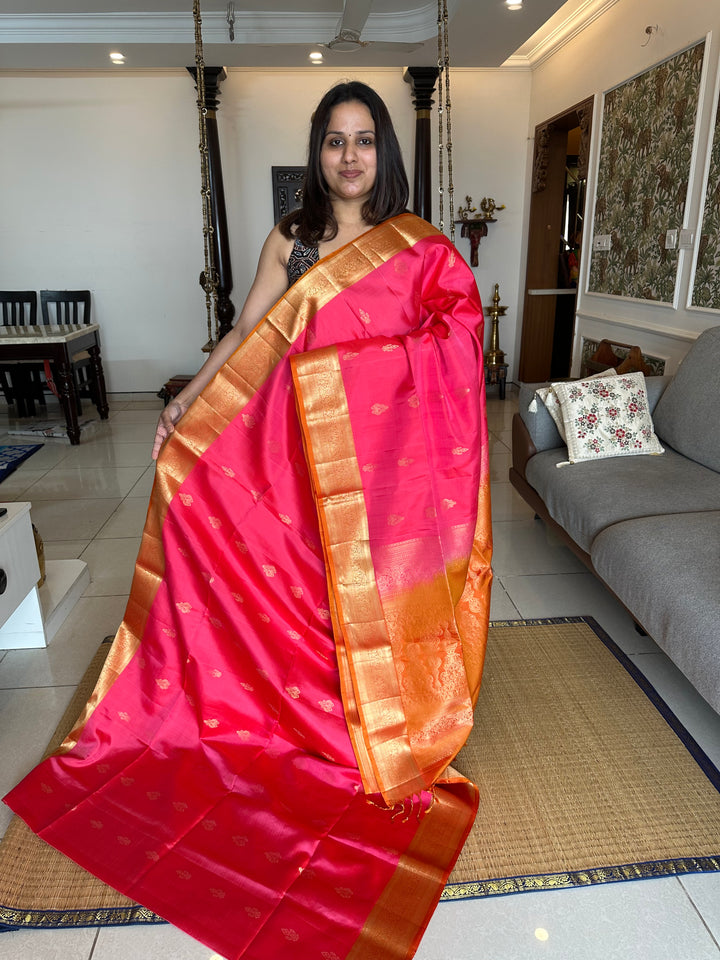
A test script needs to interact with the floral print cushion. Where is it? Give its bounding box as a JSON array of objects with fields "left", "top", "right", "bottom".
[
  {"left": 552, "top": 371, "right": 664, "bottom": 464},
  {"left": 530, "top": 370, "right": 618, "bottom": 444}
]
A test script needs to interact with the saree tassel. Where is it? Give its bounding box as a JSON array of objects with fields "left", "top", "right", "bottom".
[
  {"left": 390, "top": 799, "right": 408, "bottom": 822},
  {"left": 387, "top": 791, "right": 435, "bottom": 823}
]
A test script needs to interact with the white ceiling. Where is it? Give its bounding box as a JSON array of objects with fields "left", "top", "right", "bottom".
[{"left": 0, "top": 0, "right": 582, "bottom": 72}]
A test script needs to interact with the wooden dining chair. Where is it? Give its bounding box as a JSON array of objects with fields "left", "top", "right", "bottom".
[
  {"left": 40, "top": 289, "right": 91, "bottom": 327},
  {"left": 0, "top": 291, "right": 40, "bottom": 413},
  {"left": 40, "top": 290, "right": 95, "bottom": 413},
  {"left": 0, "top": 290, "right": 37, "bottom": 326}
]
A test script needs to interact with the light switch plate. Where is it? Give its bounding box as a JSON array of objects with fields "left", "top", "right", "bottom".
[
  {"left": 665, "top": 229, "right": 678, "bottom": 250},
  {"left": 679, "top": 229, "right": 694, "bottom": 249}
]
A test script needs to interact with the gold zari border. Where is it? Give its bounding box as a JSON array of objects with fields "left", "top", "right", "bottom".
[{"left": 291, "top": 345, "right": 422, "bottom": 803}]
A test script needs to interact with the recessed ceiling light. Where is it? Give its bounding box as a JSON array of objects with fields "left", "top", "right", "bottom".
[
  {"left": 309, "top": 51, "right": 323, "bottom": 62},
  {"left": 505, "top": 0, "right": 523, "bottom": 8},
  {"left": 109, "top": 52, "right": 126, "bottom": 64}
]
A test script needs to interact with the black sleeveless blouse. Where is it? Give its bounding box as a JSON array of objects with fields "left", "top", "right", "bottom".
[{"left": 286, "top": 237, "right": 319, "bottom": 286}]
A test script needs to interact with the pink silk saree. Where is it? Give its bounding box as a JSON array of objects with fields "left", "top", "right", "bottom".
[{"left": 5, "top": 213, "right": 492, "bottom": 960}]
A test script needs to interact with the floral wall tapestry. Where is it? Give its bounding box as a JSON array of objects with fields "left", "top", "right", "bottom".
[
  {"left": 588, "top": 42, "right": 706, "bottom": 302},
  {"left": 692, "top": 92, "right": 720, "bottom": 309}
]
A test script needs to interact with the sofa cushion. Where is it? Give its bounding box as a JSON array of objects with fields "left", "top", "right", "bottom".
[
  {"left": 653, "top": 326, "right": 720, "bottom": 472},
  {"left": 518, "top": 376, "right": 672, "bottom": 455},
  {"left": 531, "top": 370, "right": 620, "bottom": 443},
  {"left": 525, "top": 444, "right": 720, "bottom": 553},
  {"left": 518, "top": 383, "right": 565, "bottom": 451},
  {"left": 532, "top": 385, "right": 568, "bottom": 440},
  {"left": 552, "top": 372, "right": 664, "bottom": 464},
  {"left": 591, "top": 511, "right": 720, "bottom": 714}
]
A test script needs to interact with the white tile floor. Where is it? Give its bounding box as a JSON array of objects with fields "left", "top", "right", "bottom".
[{"left": 0, "top": 387, "right": 719, "bottom": 960}]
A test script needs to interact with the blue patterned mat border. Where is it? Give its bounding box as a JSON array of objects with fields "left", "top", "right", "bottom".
[{"left": 0, "top": 444, "right": 42, "bottom": 482}]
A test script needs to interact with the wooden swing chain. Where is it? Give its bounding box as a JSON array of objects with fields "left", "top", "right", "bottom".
[
  {"left": 443, "top": 0, "right": 455, "bottom": 244},
  {"left": 193, "top": 0, "right": 219, "bottom": 350},
  {"left": 438, "top": 0, "right": 455, "bottom": 243},
  {"left": 437, "top": 0, "right": 455, "bottom": 242},
  {"left": 436, "top": 0, "right": 445, "bottom": 235}
]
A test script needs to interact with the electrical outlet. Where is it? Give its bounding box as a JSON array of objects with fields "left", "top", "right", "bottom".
[
  {"left": 679, "top": 229, "right": 695, "bottom": 249},
  {"left": 665, "top": 229, "right": 678, "bottom": 250},
  {"left": 593, "top": 234, "right": 611, "bottom": 251}
]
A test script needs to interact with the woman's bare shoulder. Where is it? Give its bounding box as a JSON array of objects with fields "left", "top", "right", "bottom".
[{"left": 261, "top": 223, "right": 295, "bottom": 267}]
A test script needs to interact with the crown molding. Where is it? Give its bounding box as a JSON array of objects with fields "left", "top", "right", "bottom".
[
  {"left": 362, "top": 0, "right": 459, "bottom": 42},
  {"left": 0, "top": 1, "right": 457, "bottom": 46},
  {"left": 502, "top": 0, "right": 621, "bottom": 70}
]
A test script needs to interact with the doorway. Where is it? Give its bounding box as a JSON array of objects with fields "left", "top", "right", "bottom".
[{"left": 518, "top": 98, "right": 593, "bottom": 383}]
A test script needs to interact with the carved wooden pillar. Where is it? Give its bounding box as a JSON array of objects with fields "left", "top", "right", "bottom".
[
  {"left": 576, "top": 98, "right": 594, "bottom": 182},
  {"left": 531, "top": 124, "right": 552, "bottom": 194},
  {"left": 187, "top": 66, "right": 236, "bottom": 341},
  {"left": 403, "top": 67, "right": 439, "bottom": 223}
]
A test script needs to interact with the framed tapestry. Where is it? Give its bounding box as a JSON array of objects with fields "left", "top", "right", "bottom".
[
  {"left": 272, "top": 166, "right": 306, "bottom": 224},
  {"left": 691, "top": 80, "right": 720, "bottom": 310},
  {"left": 588, "top": 41, "right": 706, "bottom": 303}
]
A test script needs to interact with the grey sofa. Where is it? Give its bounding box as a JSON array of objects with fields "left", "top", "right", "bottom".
[{"left": 509, "top": 325, "right": 720, "bottom": 714}]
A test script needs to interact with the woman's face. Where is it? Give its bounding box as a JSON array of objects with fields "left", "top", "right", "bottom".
[{"left": 320, "top": 100, "right": 377, "bottom": 206}]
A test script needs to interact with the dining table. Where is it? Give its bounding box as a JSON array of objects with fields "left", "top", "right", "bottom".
[{"left": 0, "top": 323, "right": 109, "bottom": 444}]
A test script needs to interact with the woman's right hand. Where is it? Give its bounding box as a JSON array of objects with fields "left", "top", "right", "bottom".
[{"left": 152, "top": 399, "right": 190, "bottom": 460}]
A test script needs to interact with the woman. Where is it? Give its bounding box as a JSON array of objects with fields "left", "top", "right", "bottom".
[
  {"left": 6, "top": 82, "right": 492, "bottom": 960},
  {"left": 152, "top": 82, "right": 408, "bottom": 459}
]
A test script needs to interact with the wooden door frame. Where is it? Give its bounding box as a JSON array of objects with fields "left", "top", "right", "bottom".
[{"left": 518, "top": 97, "right": 593, "bottom": 383}]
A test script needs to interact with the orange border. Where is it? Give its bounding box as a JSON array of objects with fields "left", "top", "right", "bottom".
[{"left": 347, "top": 780, "right": 479, "bottom": 960}]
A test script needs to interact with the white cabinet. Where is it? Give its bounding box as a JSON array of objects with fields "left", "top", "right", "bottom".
[
  {"left": 0, "top": 502, "right": 42, "bottom": 646},
  {"left": 0, "top": 501, "right": 89, "bottom": 649}
]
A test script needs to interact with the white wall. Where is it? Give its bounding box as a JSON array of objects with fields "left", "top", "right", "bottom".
[
  {"left": 0, "top": 73, "right": 203, "bottom": 391},
  {"left": 526, "top": 0, "right": 720, "bottom": 374},
  {"left": 0, "top": 66, "right": 531, "bottom": 392}
]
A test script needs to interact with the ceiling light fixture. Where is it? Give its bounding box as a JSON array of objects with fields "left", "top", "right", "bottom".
[
  {"left": 109, "top": 51, "right": 126, "bottom": 64},
  {"left": 309, "top": 51, "right": 324, "bottom": 63},
  {"left": 505, "top": 0, "right": 523, "bottom": 9}
]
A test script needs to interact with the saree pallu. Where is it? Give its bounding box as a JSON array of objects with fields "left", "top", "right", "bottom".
[{"left": 4, "top": 213, "right": 492, "bottom": 960}]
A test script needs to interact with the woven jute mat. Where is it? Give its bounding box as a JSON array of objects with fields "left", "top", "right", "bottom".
[
  {"left": 1, "top": 617, "right": 719, "bottom": 930},
  {"left": 445, "top": 617, "right": 720, "bottom": 898}
]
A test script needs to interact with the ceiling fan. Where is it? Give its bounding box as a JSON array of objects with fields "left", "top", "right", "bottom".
[{"left": 324, "top": 0, "right": 423, "bottom": 53}]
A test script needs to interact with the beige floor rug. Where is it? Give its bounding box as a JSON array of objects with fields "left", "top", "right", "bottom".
[{"left": 1, "top": 617, "right": 718, "bottom": 931}]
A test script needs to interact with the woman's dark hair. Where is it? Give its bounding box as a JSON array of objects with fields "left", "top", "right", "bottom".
[{"left": 280, "top": 81, "right": 409, "bottom": 245}]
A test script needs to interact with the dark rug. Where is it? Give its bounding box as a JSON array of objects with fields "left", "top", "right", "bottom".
[{"left": 0, "top": 444, "right": 43, "bottom": 483}]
